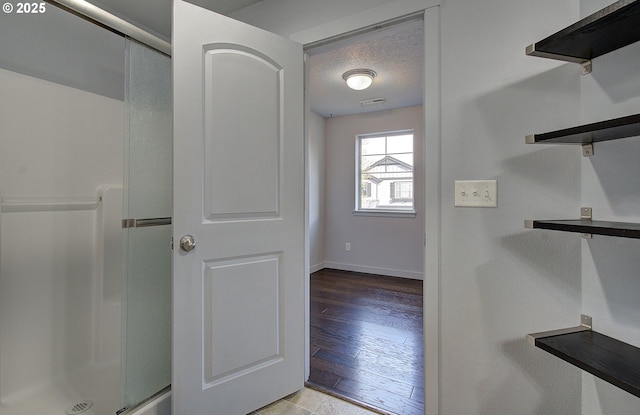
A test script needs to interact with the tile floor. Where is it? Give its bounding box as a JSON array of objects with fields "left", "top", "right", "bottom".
[{"left": 250, "top": 387, "right": 380, "bottom": 415}]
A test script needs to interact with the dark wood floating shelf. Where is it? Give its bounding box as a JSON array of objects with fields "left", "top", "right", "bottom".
[
  {"left": 526, "top": 114, "right": 640, "bottom": 144},
  {"left": 527, "top": 219, "right": 640, "bottom": 239},
  {"left": 532, "top": 330, "right": 640, "bottom": 398},
  {"left": 526, "top": 0, "right": 640, "bottom": 62}
]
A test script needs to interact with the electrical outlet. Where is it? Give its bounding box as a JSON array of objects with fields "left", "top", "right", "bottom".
[
  {"left": 454, "top": 180, "right": 497, "bottom": 207},
  {"left": 345, "top": 242, "right": 351, "bottom": 251}
]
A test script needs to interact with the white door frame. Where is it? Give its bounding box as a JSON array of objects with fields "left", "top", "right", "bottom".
[{"left": 296, "top": 2, "right": 441, "bottom": 414}]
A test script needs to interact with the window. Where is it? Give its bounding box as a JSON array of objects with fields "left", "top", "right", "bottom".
[
  {"left": 361, "top": 182, "right": 372, "bottom": 198},
  {"left": 391, "top": 181, "right": 412, "bottom": 200},
  {"left": 356, "top": 131, "right": 414, "bottom": 214}
]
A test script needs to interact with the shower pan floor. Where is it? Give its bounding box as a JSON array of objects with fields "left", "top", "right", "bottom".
[{"left": 0, "top": 361, "right": 120, "bottom": 415}]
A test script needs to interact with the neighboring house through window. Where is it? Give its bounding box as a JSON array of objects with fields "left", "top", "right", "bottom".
[{"left": 356, "top": 130, "right": 415, "bottom": 215}]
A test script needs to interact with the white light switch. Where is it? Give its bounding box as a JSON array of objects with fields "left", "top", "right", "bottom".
[{"left": 454, "top": 180, "right": 497, "bottom": 207}]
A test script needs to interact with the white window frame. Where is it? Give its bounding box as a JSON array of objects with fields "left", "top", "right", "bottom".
[{"left": 354, "top": 129, "right": 416, "bottom": 217}]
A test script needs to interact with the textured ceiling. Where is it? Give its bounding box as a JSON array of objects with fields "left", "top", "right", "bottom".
[{"left": 308, "top": 18, "right": 424, "bottom": 118}]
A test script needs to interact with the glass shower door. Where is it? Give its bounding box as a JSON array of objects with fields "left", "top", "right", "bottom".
[{"left": 122, "top": 39, "right": 172, "bottom": 409}]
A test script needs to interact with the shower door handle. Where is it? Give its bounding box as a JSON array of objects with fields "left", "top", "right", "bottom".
[{"left": 179, "top": 234, "right": 196, "bottom": 252}]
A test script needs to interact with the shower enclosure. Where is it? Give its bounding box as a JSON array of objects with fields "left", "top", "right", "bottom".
[{"left": 0, "top": 4, "right": 171, "bottom": 415}]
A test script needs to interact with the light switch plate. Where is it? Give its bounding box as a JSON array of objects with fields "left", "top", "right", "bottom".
[{"left": 454, "top": 180, "right": 497, "bottom": 207}]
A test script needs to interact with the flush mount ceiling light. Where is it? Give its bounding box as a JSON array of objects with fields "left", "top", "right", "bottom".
[{"left": 342, "top": 69, "right": 377, "bottom": 90}]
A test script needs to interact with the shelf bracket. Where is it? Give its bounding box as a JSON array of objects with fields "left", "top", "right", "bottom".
[
  {"left": 581, "top": 207, "right": 593, "bottom": 239},
  {"left": 582, "top": 143, "right": 594, "bottom": 157},
  {"left": 527, "top": 314, "right": 592, "bottom": 346},
  {"left": 525, "top": 44, "right": 592, "bottom": 75}
]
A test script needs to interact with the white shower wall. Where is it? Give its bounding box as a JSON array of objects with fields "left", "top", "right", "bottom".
[{"left": 0, "top": 68, "right": 124, "bottom": 406}]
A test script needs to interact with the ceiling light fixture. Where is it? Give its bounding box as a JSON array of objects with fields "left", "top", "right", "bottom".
[{"left": 342, "top": 69, "right": 377, "bottom": 90}]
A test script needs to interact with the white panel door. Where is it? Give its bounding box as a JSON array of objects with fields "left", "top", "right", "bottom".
[{"left": 172, "top": 1, "right": 305, "bottom": 414}]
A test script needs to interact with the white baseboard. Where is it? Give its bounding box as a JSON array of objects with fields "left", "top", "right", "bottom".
[
  {"left": 322, "top": 261, "right": 423, "bottom": 280},
  {"left": 309, "top": 262, "right": 325, "bottom": 274}
]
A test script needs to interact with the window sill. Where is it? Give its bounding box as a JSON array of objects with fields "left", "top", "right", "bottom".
[{"left": 353, "top": 209, "right": 417, "bottom": 218}]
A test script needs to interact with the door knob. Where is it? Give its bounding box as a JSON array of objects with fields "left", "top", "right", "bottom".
[{"left": 179, "top": 234, "right": 196, "bottom": 252}]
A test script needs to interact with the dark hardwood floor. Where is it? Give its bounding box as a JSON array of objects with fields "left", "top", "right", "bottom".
[{"left": 307, "top": 268, "right": 424, "bottom": 415}]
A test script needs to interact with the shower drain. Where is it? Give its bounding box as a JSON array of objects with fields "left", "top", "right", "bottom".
[{"left": 65, "top": 400, "right": 94, "bottom": 415}]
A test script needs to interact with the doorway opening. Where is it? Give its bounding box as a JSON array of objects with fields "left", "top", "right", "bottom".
[{"left": 305, "top": 16, "right": 425, "bottom": 415}]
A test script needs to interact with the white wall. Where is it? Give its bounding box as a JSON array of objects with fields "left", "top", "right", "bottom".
[
  {"left": 308, "top": 111, "right": 326, "bottom": 272},
  {"left": 440, "top": 0, "right": 586, "bottom": 413},
  {"left": 0, "top": 68, "right": 123, "bottom": 401},
  {"left": 324, "top": 106, "right": 424, "bottom": 279},
  {"left": 579, "top": 1, "right": 640, "bottom": 414}
]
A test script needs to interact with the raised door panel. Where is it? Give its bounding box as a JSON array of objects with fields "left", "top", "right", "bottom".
[{"left": 203, "top": 46, "right": 281, "bottom": 220}]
